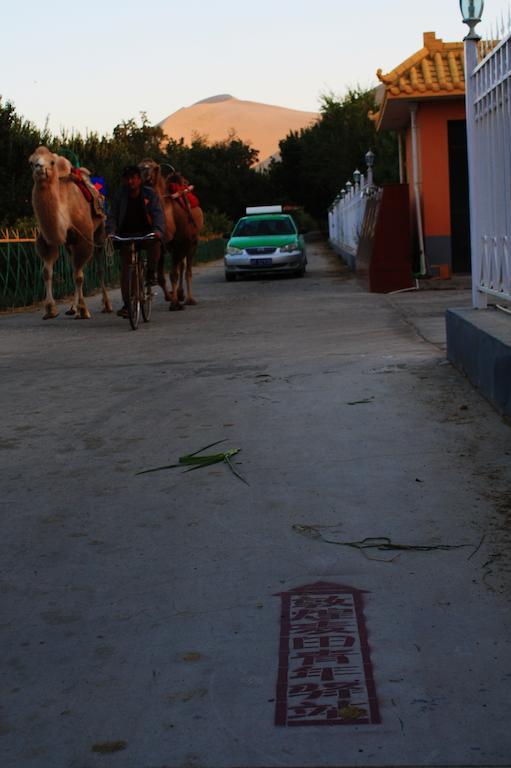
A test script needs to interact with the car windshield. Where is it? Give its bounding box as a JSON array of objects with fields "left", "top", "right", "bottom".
[{"left": 233, "top": 218, "right": 295, "bottom": 237}]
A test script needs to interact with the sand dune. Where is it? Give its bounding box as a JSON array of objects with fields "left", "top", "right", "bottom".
[{"left": 158, "top": 94, "right": 318, "bottom": 165}]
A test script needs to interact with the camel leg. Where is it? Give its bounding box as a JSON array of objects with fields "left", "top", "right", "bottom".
[
  {"left": 184, "top": 250, "right": 197, "bottom": 306},
  {"left": 169, "top": 255, "right": 184, "bottom": 311},
  {"left": 36, "top": 236, "right": 60, "bottom": 319},
  {"left": 177, "top": 266, "right": 185, "bottom": 303},
  {"left": 66, "top": 260, "right": 79, "bottom": 316},
  {"left": 65, "top": 252, "right": 80, "bottom": 317},
  {"left": 100, "top": 283, "right": 113, "bottom": 314},
  {"left": 158, "top": 273, "right": 171, "bottom": 302},
  {"left": 42, "top": 261, "right": 60, "bottom": 319},
  {"left": 72, "top": 245, "right": 92, "bottom": 319},
  {"left": 73, "top": 267, "right": 91, "bottom": 319},
  {"left": 157, "top": 256, "right": 171, "bottom": 302},
  {"left": 97, "top": 250, "right": 113, "bottom": 313},
  {"left": 93, "top": 224, "right": 112, "bottom": 313},
  {"left": 65, "top": 291, "right": 78, "bottom": 317}
]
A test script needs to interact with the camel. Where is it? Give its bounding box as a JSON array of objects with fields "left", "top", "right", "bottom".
[
  {"left": 138, "top": 158, "right": 176, "bottom": 302},
  {"left": 29, "top": 146, "right": 112, "bottom": 319},
  {"left": 139, "top": 159, "right": 204, "bottom": 310}
]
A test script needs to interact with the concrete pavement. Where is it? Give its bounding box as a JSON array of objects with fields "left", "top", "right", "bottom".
[{"left": 1, "top": 242, "right": 510, "bottom": 768}]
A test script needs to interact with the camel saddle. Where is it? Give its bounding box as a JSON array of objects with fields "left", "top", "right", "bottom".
[
  {"left": 168, "top": 183, "right": 200, "bottom": 209},
  {"left": 70, "top": 167, "right": 105, "bottom": 219},
  {"left": 166, "top": 183, "right": 200, "bottom": 227}
]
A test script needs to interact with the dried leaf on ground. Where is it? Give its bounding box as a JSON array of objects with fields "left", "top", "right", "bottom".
[{"left": 292, "top": 525, "right": 480, "bottom": 562}]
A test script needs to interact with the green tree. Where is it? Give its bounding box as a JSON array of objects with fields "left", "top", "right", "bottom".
[
  {"left": 0, "top": 91, "right": 399, "bottom": 232},
  {"left": 269, "top": 88, "right": 399, "bottom": 220},
  {"left": 53, "top": 113, "right": 167, "bottom": 200},
  {"left": 163, "top": 133, "right": 275, "bottom": 221},
  {"left": 0, "top": 97, "right": 46, "bottom": 227}
]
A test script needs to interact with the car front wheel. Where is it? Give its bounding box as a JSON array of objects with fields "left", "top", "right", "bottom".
[{"left": 225, "top": 272, "right": 236, "bottom": 282}]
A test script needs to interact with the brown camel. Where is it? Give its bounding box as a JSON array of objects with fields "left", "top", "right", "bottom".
[
  {"left": 139, "top": 159, "right": 204, "bottom": 310},
  {"left": 139, "top": 158, "right": 175, "bottom": 301},
  {"left": 29, "top": 146, "right": 112, "bottom": 319}
]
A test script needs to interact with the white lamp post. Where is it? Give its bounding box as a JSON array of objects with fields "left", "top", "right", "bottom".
[
  {"left": 353, "top": 169, "right": 361, "bottom": 191},
  {"left": 365, "top": 150, "right": 375, "bottom": 188},
  {"left": 460, "top": 0, "right": 484, "bottom": 40},
  {"left": 461, "top": 0, "right": 486, "bottom": 307}
]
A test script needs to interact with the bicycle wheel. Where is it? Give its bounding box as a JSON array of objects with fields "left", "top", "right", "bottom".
[
  {"left": 141, "top": 272, "right": 153, "bottom": 322},
  {"left": 127, "top": 263, "right": 141, "bottom": 330}
]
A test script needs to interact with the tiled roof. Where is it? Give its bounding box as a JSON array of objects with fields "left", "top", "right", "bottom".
[
  {"left": 370, "top": 32, "right": 466, "bottom": 130},
  {"left": 378, "top": 32, "right": 465, "bottom": 95}
]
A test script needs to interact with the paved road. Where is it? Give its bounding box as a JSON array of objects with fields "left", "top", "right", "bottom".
[{"left": 1, "top": 243, "right": 510, "bottom": 768}]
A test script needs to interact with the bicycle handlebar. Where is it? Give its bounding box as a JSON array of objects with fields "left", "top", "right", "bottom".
[{"left": 109, "top": 232, "right": 158, "bottom": 243}]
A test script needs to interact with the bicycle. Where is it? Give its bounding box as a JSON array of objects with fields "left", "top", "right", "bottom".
[{"left": 110, "top": 233, "right": 157, "bottom": 330}]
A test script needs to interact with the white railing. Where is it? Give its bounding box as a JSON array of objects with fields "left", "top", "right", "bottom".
[
  {"left": 465, "top": 29, "right": 511, "bottom": 307},
  {"left": 328, "top": 162, "right": 377, "bottom": 269}
]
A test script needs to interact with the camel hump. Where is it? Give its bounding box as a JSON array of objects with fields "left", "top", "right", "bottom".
[
  {"left": 68, "top": 167, "right": 105, "bottom": 218},
  {"left": 192, "top": 207, "right": 204, "bottom": 232},
  {"left": 56, "top": 155, "right": 72, "bottom": 177}
]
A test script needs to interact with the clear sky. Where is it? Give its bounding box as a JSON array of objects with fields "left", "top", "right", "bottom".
[{"left": 1, "top": 0, "right": 509, "bottom": 137}]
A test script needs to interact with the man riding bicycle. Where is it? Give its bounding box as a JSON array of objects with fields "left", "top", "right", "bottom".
[{"left": 106, "top": 165, "right": 166, "bottom": 317}]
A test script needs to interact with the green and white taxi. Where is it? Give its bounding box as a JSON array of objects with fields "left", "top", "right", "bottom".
[{"left": 224, "top": 206, "right": 306, "bottom": 281}]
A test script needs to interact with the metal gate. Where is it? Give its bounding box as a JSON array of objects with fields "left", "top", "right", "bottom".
[{"left": 465, "top": 31, "right": 511, "bottom": 307}]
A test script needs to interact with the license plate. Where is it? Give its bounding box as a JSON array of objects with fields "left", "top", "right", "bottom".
[{"left": 250, "top": 257, "right": 272, "bottom": 266}]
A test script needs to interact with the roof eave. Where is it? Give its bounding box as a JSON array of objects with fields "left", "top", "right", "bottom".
[{"left": 377, "top": 92, "right": 465, "bottom": 131}]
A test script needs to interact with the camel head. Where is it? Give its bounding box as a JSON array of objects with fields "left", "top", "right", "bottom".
[
  {"left": 139, "top": 158, "right": 161, "bottom": 188},
  {"left": 29, "top": 146, "right": 71, "bottom": 183}
]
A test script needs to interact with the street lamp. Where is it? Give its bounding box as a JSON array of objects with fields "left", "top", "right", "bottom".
[
  {"left": 345, "top": 181, "right": 353, "bottom": 197},
  {"left": 461, "top": 0, "right": 486, "bottom": 307},
  {"left": 365, "top": 149, "right": 375, "bottom": 187},
  {"left": 353, "top": 169, "right": 361, "bottom": 189},
  {"left": 460, "top": 0, "right": 484, "bottom": 40}
]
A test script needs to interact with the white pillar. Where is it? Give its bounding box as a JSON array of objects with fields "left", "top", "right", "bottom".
[
  {"left": 464, "top": 37, "right": 487, "bottom": 308},
  {"left": 410, "top": 103, "right": 427, "bottom": 276}
]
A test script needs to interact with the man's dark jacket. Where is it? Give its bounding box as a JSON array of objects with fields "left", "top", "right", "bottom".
[{"left": 106, "top": 185, "right": 166, "bottom": 239}]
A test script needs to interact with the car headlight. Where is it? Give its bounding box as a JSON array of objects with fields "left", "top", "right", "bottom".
[
  {"left": 280, "top": 242, "right": 300, "bottom": 253},
  {"left": 226, "top": 246, "right": 243, "bottom": 255}
]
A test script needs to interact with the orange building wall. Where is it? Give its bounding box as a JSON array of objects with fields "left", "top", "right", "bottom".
[
  {"left": 417, "top": 100, "right": 466, "bottom": 238},
  {"left": 402, "top": 98, "right": 466, "bottom": 273}
]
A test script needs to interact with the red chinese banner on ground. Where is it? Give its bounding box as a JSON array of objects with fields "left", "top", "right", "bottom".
[{"left": 275, "top": 582, "right": 380, "bottom": 726}]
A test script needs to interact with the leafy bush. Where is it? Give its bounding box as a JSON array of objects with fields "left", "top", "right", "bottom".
[
  {"left": 0, "top": 97, "right": 48, "bottom": 226},
  {"left": 268, "top": 88, "right": 399, "bottom": 220},
  {"left": 202, "top": 208, "right": 233, "bottom": 238}
]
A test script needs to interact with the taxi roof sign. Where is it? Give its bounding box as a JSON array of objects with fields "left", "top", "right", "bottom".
[{"left": 245, "top": 205, "right": 283, "bottom": 215}]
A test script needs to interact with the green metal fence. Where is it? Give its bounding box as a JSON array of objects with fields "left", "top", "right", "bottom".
[
  {"left": 0, "top": 237, "right": 225, "bottom": 310},
  {"left": 195, "top": 237, "right": 226, "bottom": 264}
]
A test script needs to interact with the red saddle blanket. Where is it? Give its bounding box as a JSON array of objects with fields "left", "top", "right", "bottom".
[
  {"left": 167, "top": 182, "right": 200, "bottom": 209},
  {"left": 70, "top": 167, "right": 93, "bottom": 202}
]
